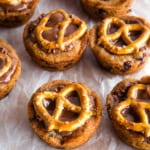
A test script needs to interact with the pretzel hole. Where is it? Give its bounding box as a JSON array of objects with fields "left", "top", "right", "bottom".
[
  {"left": 59, "top": 109, "right": 79, "bottom": 122},
  {"left": 125, "top": 19, "right": 142, "bottom": 25},
  {"left": 121, "top": 106, "right": 141, "bottom": 123},
  {"left": 129, "top": 30, "right": 142, "bottom": 41},
  {"left": 107, "top": 23, "right": 121, "bottom": 34},
  {"left": 66, "top": 91, "right": 81, "bottom": 106},
  {"left": 145, "top": 110, "right": 150, "bottom": 123},
  {"left": 46, "top": 13, "right": 64, "bottom": 27},
  {"left": 110, "top": 37, "right": 127, "bottom": 47},
  {"left": 0, "top": 58, "right": 5, "bottom": 68},
  {"left": 43, "top": 98, "right": 56, "bottom": 115},
  {"left": 136, "top": 89, "right": 150, "bottom": 103},
  {"left": 64, "top": 24, "right": 78, "bottom": 37},
  {"left": 42, "top": 27, "right": 59, "bottom": 41}
]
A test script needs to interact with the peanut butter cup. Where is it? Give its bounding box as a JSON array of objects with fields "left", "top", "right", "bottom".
[
  {"left": 89, "top": 16, "right": 150, "bottom": 75},
  {"left": 107, "top": 76, "right": 150, "bottom": 150},
  {"left": 0, "top": 0, "right": 38, "bottom": 27},
  {"left": 0, "top": 39, "right": 21, "bottom": 99},
  {"left": 27, "top": 80, "right": 102, "bottom": 149},
  {"left": 23, "top": 9, "right": 88, "bottom": 71}
]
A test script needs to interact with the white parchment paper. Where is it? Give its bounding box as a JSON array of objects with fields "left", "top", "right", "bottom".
[{"left": 0, "top": 0, "right": 150, "bottom": 150}]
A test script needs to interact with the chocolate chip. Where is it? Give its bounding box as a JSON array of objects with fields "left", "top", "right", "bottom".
[
  {"left": 122, "top": 61, "right": 132, "bottom": 72},
  {"left": 97, "top": 9, "right": 107, "bottom": 18}
]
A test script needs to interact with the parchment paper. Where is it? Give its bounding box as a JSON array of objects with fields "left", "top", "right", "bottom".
[{"left": 0, "top": 0, "right": 150, "bottom": 150}]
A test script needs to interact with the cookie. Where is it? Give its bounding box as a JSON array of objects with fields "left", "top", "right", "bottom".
[
  {"left": 0, "top": 0, "right": 38, "bottom": 27},
  {"left": 80, "top": 0, "right": 134, "bottom": 20},
  {"left": 89, "top": 16, "right": 150, "bottom": 75},
  {"left": 27, "top": 80, "right": 102, "bottom": 149},
  {"left": 23, "top": 9, "right": 88, "bottom": 71},
  {"left": 0, "top": 39, "right": 21, "bottom": 100},
  {"left": 106, "top": 76, "right": 150, "bottom": 150}
]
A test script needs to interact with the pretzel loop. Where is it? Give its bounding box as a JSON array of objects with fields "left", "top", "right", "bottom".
[
  {"left": 112, "top": 84, "right": 150, "bottom": 137},
  {"left": 98, "top": 17, "right": 150, "bottom": 55},
  {"left": 0, "top": 0, "right": 29, "bottom": 4},
  {"left": 33, "top": 83, "right": 93, "bottom": 132},
  {"left": 0, "top": 53, "right": 12, "bottom": 77},
  {"left": 35, "top": 9, "right": 87, "bottom": 51}
]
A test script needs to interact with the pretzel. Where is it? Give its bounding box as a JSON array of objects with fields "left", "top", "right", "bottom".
[
  {"left": 0, "top": 53, "right": 12, "bottom": 78},
  {"left": 0, "top": 0, "right": 29, "bottom": 4},
  {"left": 97, "top": 17, "right": 150, "bottom": 55},
  {"left": 35, "top": 9, "right": 87, "bottom": 51},
  {"left": 112, "top": 84, "right": 150, "bottom": 137},
  {"left": 32, "top": 83, "right": 94, "bottom": 132}
]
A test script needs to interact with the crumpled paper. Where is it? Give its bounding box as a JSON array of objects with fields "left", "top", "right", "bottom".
[{"left": 0, "top": 0, "right": 150, "bottom": 150}]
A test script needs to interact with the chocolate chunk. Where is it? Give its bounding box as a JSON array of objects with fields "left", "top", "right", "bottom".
[
  {"left": 122, "top": 61, "right": 132, "bottom": 72},
  {"left": 65, "top": 24, "right": 78, "bottom": 37},
  {"left": 111, "top": 37, "right": 127, "bottom": 47},
  {"left": 42, "top": 27, "right": 59, "bottom": 41},
  {"left": 107, "top": 23, "right": 120, "bottom": 34},
  {"left": 59, "top": 109, "right": 79, "bottom": 122},
  {"left": 43, "top": 99, "right": 56, "bottom": 115},
  {"left": 145, "top": 137, "right": 150, "bottom": 143},
  {"left": 97, "top": 9, "right": 107, "bottom": 18},
  {"left": 46, "top": 13, "right": 64, "bottom": 27},
  {"left": 129, "top": 31, "right": 142, "bottom": 41},
  {"left": 121, "top": 106, "right": 140, "bottom": 122}
]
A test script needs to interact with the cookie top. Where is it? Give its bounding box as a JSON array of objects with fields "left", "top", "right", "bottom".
[
  {"left": 28, "top": 80, "right": 101, "bottom": 149},
  {"left": 23, "top": 9, "right": 88, "bottom": 70},
  {"left": 25, "top": 9, "right": 87, "bottom": 53},
  {"left": 0, "top": 0, "right": 33, "bottom": 12},
  {"left": 107, "top": 76, "right": 150, "bottom": 149},
  {"left": 89, "top": 16, "right": 150, "bottom": 74},
  {"left": 0, "top": 40, "right": 20, "bottom": 84}
]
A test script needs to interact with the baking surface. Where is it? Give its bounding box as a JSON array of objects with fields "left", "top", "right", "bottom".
[{"left": 0, "top": 0, "right": 150, "bottom": 150}]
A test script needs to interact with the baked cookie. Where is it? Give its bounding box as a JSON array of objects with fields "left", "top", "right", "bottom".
[
  {"left": 80, "top": 0, "right": 134, "bottom": 20},
  {"left": 0, "top": 39, "right": 21, "bottom": 100},
  {"left": 0, "top": 0, "right": 38, "bottom": 27},
  {"left": 89, "top": 16, "right": 150, "bottom": 75},
  {"left": 27, "top": 80, "right": 102, "bottom": 149},
  {"left": 107, "top": 76, "right": 150, "bottom": 150},
  {"left": 23, "top": 9, "right": 88, "bottom": 71}
]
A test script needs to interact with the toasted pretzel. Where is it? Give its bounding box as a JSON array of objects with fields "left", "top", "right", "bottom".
[
  {"left": 0, "top": 0, "right": 29, "bottom": 4},
  {"left": 112, "top": 84, "right": 150, "bottom": 137},
  {"left": 97, "top": 0, "right": 123, "bottom": 5},
  {"left": 35, "top": 9, "right": 87, "bottom": 51},
  {"left": 33, "top": 83, "right": 94, "bottom": 132},
  {"left": 0, "top": 53, "right": 12, "bottom": 77},
  {"left": 97, "top": 17, "right": 150, "bottom": 55}
]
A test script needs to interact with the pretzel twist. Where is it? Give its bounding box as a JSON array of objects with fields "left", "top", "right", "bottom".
[
  {"left": 97, "top": 17, "right": 150, "bottom": 55},
  {"left": 112, "top": 84, "right": 150, "bottom": 137},
  {"left": 0, "top": 0, "right": 29, "bottom": 4},
  {"left": 33, "top": 83, "right": 94, "bottom": 132},
  {"left": 35, "top": 9, "right": 87, "bottom": 51},
  {"left": 0, "top": 53, "right": 12, "bottom": 78}
]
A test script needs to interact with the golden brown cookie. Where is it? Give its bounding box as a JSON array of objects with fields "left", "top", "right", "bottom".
[
  {"left": 89, "top": 16, "right": 150, "bottom": 75},
  {"left": 27, "top": 80, "right": 102, "bottom": 149},
  {"left": 0, "top": 0, "right": 38, "bottom": 27},
  {"left": 0, "top": 39, "right": 21, "bottom": 100},
  {"left": 23, "top": 9, "right": 88, "bottom": 71},
  {"left": 80, "top": 0, "right": 134, "bottom": 20},
  {"left": 107, "top": 76, "right": 150, "bottom": 150}
]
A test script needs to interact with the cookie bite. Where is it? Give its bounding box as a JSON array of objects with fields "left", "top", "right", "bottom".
[
  {"left": 27, "top": 80, "right": 102, "bottom": 149},
  {"left": 23, "top": 9, "right": 88, "bottom": 71},
  {"left": 0, "top": 0, "right": 38, "bottom": 27},
  {"left": 107, "top": 76, "right": 150, "bottom": 150},
  {"left": 0, "top": 39, "right": 21, "bottom": 100},
  {"left": 80, "top": 0, "right": 134, "bottom": 20},
  {"left": 89, "top": 16, "right": 150, "bottom": 75}
]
